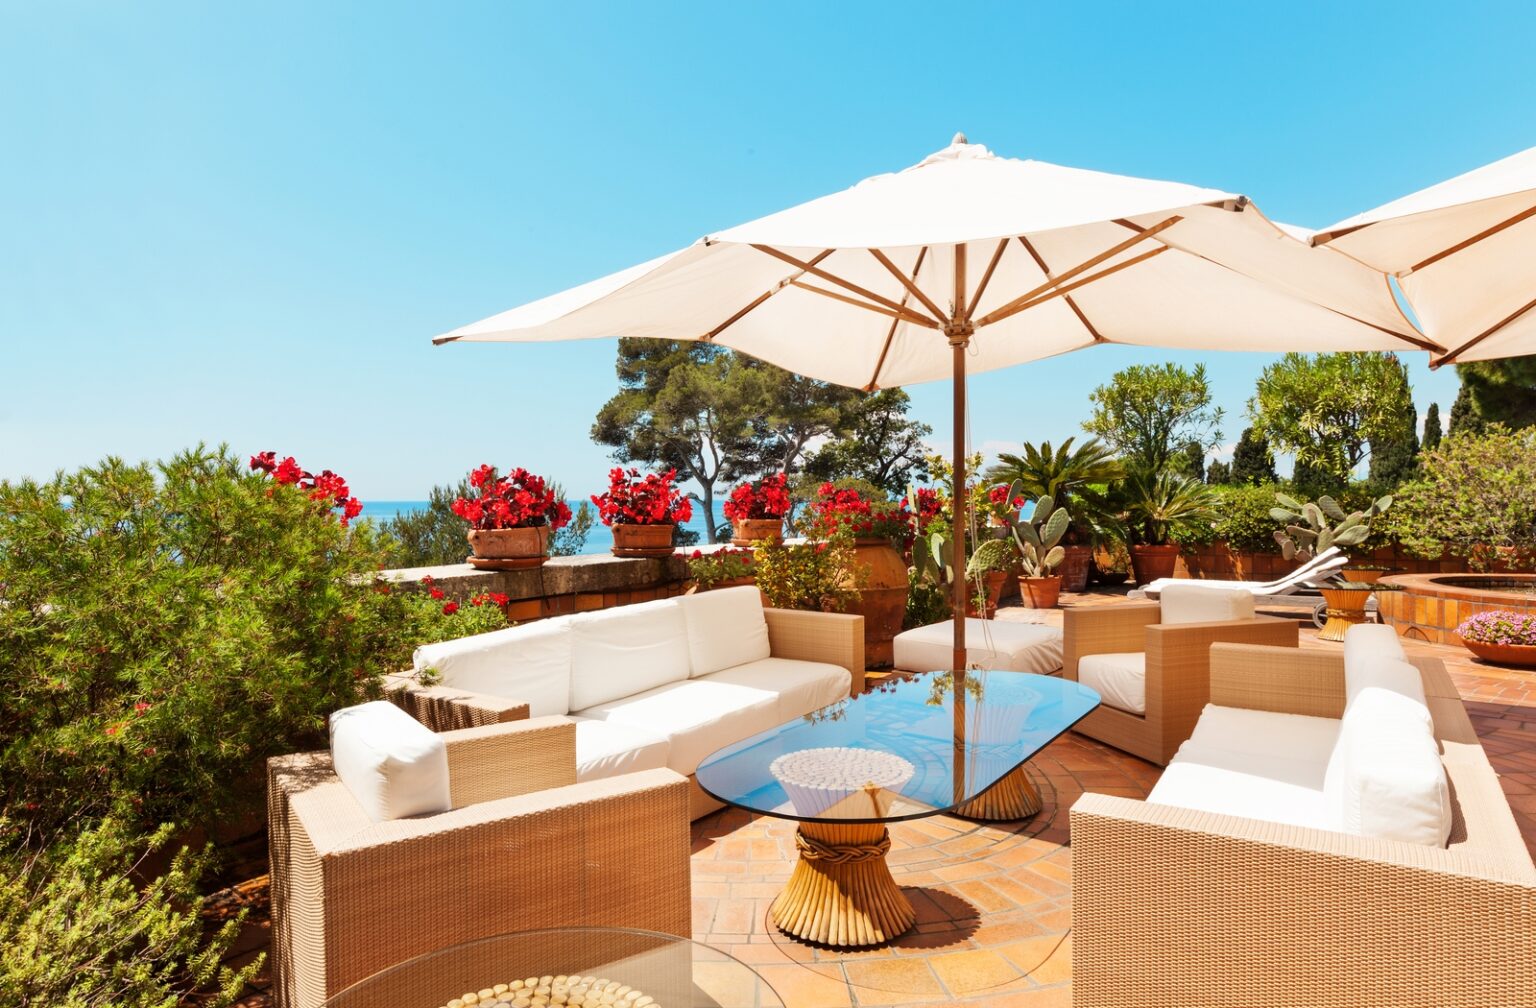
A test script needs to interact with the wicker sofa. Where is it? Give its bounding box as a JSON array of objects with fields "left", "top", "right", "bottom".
[
  {"left": 391, "top": 586, "right": 864, "bottom": 818},
  {"left": 1072, "top": 635, "right": 1536, "bottom": 1008}
]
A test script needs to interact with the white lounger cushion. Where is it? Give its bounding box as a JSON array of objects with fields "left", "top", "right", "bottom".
[
  {"left": 329, "top": 701, "right": 451, "bottom": 823},
  {"left": 701, "top": 657, "right": 850, "bottom": 722},
  {"left": 570, "top": 718, "right": 671, "bottom": 783},
  {"left": 413, "top": 618, "right": 574, "bottom": 717},
  {"left": 1077, "top": 652, "right": 1147, "bottom": 715},
  {"left": 893, "top": 618, "right": 1063, "bottom": 674},
  {"left": 574, "top": 677, "right": 781, "bottom": 775},
  {"left": 1158, "top": 584, "right": 1255, "bottom": 625},
  {"left": 568, "top": 598, "right": 692, "bottom": 711},
  {"left": 678, "top": 585, "right": 771, "bottom": 678}
]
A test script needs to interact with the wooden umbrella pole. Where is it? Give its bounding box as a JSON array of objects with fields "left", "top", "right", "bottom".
[{"left": 949, "top": 243, "right": 970, "bottom": 673}]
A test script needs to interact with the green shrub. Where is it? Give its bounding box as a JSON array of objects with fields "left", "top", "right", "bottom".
[
  {"left": 753, "top": 537, "right": 862, "bottom": 612},
  {"left": 0, "top": 819, "right": 257, "bottom": 1007},
  {"left": 1386, "top": 426, "right": 1536, "bottom": 570},
  {"left": 903, "top": 569, "right": 950, "bottom": 629},
  {"left": 1209, "top": 483, "right": 1288, "bottom": 552},
  {"left": 0, "top": 447, "right": 448, "bottom": 836}
]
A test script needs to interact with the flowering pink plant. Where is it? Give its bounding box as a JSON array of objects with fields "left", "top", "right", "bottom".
[
  {"left": 250, "top": 451, "right": 364, "bottom": 525},
  {"left": 1457, "top": 610, "right": 1536, "bottom": 646},
  {"left": 591, "top": 468, "right": 693, "bottom": 527},
  {"left": 451, "top": 464, "right": 571, "bottom": 531},
  {"left": 722, "top": 473, "right": 792, "bottom": 521}
]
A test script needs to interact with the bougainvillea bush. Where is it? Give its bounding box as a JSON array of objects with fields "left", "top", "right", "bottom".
[
  {"left": 451, "top": 464, "right": 572, "bottom": 530},
  {"left": 592, "top": 467, "right": 693, "bottom": 526},
  {"left": 722, "top": 472, "right": 792, "bottom": 522},
  {"left": 1456, "top": 610, "right": 1536, "bottom": 647}
]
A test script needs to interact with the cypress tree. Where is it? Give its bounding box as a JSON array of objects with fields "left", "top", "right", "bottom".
[
  {"left": 1448, "top": 385, "right": 1482, "bottom": 436},
  {"left": 1205, "top": 459, "right": 1232, "bottom": 485},
  {"left": 1368, "top": 403, "right": 1420, "bottom": 487},
  {"left": 1422, "top": 402, "right": 1442, "bottom": 451},
  {"left": 1230, "top": 427, "right": 1278, "bottom": 486}
]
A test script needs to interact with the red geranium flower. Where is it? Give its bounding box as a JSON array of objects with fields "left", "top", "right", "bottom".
[
  {"left": 451, "top": 465, "right": 570, "bottom": 531},
  {"left": 442, "top": 601, "right": 459, "bottom": 615},
  {"left": 722, "top": 472, "right": 792, "bottom": 522},
  {"left": 591, "top": 468, "right": 692, "bottom": 527}
]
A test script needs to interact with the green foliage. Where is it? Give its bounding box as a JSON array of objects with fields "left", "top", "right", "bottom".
[
  {"left": 751, "top": 537, "right": 863, "bottom": 613},
  {"left": 385, "top": 480, "right": 593, "bottom": 567},
  {"left": 0, "top": 447, "right": 431, "bottom": 836},
  {"left": 1205, "top": 459, "right": 1232, "bottom": 485},
  {"left": 903, "top": 570, "right": 950, "bottom": 630},
  {"left": 802, "top": 389, "right": 932, "bottom": 497},
  {"left": 1448, "top": 383, "right": 1481, "bottom": 436},
  {"left": 1249, "top": 352, "right": 1414, "bottom": 484},
  {"left": 1169, "top": 441, "right": 1206, "bottom": 482},
  {"left": 1453, "top": 356, "right": 1536, "bottom": 431},
  {"left": 1229, "top": 426, "right": 1278, "bottom": 486},
  {"left": 983, "top": 437, "right": 1121, "bottom": 542},
  {"left": 1270, "top": 490, "right": 1392, "bottom": 561},
  {"left": 1115, "top": 469, "right": 1220, "bottom": 546},
  {"left": 1422, "top": 402, "right": 1443, "bottom": 452},
  {"left": 1083, "top": 363, "right": 1223, "bottom": 474},
  {"left": 1207, "top": 483, "right": 1290, "bottom": 552},
  {"left": 1386, "top": 425, "right": 1536, "bottom": 570},
  {"left": 0, "top": 819, "right": 258, "bottom": 1008},
  {"left": 1367, "top": 396, "right": 1421, "bottom": 487}
]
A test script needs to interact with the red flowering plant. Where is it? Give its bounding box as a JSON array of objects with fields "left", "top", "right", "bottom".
[
  {"left": 250, "top": 451, "right": 364, "bottom": 525},
  {"left": 722, "top": 472, "right": 792, "bottom": 522},
  {"left": 450, "top": 464, "right": 571, "bottom": 531},
  {"left": 686, "top": 547, "right": 756, "bottom": 590},
  {"left": 910, "top": 486, "right": 950, "bottom": 538},
  {"left": 983, "top": 482, "right": 1027, "bottom": 523},
  {"left": 591, "top": 468, "right": 693, "bottom": 526},
  {"left": 805, "top": 483, "right": 911, "bottom": 544}
]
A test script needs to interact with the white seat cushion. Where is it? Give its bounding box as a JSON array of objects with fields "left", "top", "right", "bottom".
[
  {"left": 413, "top": 617, "right": 573, "bottom": 717},
  {"left": 700, "top": 657, "right": 850, "bottom": 722},
  {"left": 328, "top": 701, "right": 450, "bottom": 823},
  {"left": 1185, "top": 702, "right": 1343, "bottom": 761},
  {"left": 1149, "top": 744, "right": 1340, "bottom": 833},
  {"left": 568, "top": 598, "right": 692, "bottom": 712},
  {"left": 1342, "top": 622, "right": 1407, "bottom": 670},
  {"left": 1158, "top": 584, "right": 1255, "bottom": 625},
  {"left": 573, "top": 678, "right": 781, "bottom": 776},
  {"left": 893, "top": 618, "right": 1063, "bottom": 674},
  {"left": 678, "top": 585, "right": 771, "bottom": 678},
  {"left": 570, "top": 717, "right": 672, "bottom": 783},
  {"left": 1077, "top": 652, "right": 1147, "bottom": 714}
]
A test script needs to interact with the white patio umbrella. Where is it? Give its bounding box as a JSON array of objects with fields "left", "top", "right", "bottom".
[
  {"left": 436, "top": 134, "right": 1433, "bottom": 672},
  {"left": 1312, "top": 145, "right": 1536, "bottom": 365}
]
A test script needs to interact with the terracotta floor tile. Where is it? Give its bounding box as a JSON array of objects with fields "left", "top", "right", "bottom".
[{"left": 928, "top": 948, "right": 1026, "bottom": 996}]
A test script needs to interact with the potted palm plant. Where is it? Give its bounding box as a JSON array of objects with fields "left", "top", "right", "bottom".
[
  {"left": 1116, "top": 469, "right": 1218, "bottom": 586},
  {"left": 591, "top": 467, "right": 693, "bottom": 557},
  {"left": 985, "top": 437, "right": 1123, "bottom": 592},
  {"left": 450, "top": 464, "right": 572, "bottom": 569}
]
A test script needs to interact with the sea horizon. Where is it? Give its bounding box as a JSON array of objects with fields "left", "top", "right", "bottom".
[{"left": 358, "top": 499, "right": 720, "bottom": 555}]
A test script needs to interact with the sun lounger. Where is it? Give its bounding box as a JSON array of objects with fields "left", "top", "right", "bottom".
[{"left": 1129, "top": 546, "right": 1347, "bottom": 599}]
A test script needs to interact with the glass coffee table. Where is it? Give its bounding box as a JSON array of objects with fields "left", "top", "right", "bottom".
[
  {"left": 324, "top": 927, "right": 782, "bottom": 1008},
  {"left": 696, "top": 669, "right": 1100, "bottom": 949}
]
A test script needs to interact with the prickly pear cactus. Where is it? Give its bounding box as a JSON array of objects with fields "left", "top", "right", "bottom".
[
  {"left": 1270, "top": 492, "right": 1392, "bottom": 562},
  {"left": 985, "top": 480, "right": 1072, "bottom": 577}
]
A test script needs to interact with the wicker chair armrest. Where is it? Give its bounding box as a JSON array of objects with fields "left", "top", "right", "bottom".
[
  {"left": 1062, "top": 601, "right": 1160, "bottom": 677},
  {"left": 440, "top": 716, "right": 578, "bottom": 807},
  {"left": 763, "top": 607, "right": 864, "bottom": 697},
  {"left": 1208, "top": 642, "right": 1348, "bottom": 718},
  {"left": 1070, "top": 792, "right": 1536, "bottom": 1008},
  {"left": 385, "top": 670, "right": 531, "bottom": 731}
]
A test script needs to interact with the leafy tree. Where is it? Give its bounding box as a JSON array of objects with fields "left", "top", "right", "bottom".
[
  {"left": 802, "top": 389, "right": 932, "bottom": 497},
  {"left": 1205, "top": 459, "right": 1232, "bottom": 485},
  {"left": 385, "top": 480, "right": 593, "bottom": 567},
  {"left": 1367, "top": 397, "right": 1421, "bottom": 487},
  {"left": 1422, "top": 401, "right": 1443, "bottom": 451},
  {"left": 1084, "top": 363, "right": 1223, "bottom": 475},
  {"left": 1452, "top": 356, "right": 1536, "bottom": 431},
  {"left": 1387, "top": 425, "right": 1536, "bottom": 570},
  {"left": 1229, "top": 426, "right": 1278, "bottom": 486},
  {"left": 1170, "top": 441, "right": 1206, "bottom": 482},
  {"left": 1290, "top": 456, "right": 1345, "bottom": 498},
  {"left": 738, "top": 366, "right": 863, "bottom": 478},
  {"left": 1249, "top": 352, "right": 1414, "bottom": 485},
  {"left": 592, "top": 340, "right": 766, "bottom": 543},
  {"left": 1447, "top": 384, "right": 1482, "bottom": 436}
]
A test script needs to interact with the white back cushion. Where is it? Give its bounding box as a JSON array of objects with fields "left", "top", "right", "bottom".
[
  {"left": 329, "top": 701, "right": 450, "bottom": 823},
  {"left": 1332, "top": 697, "right": 1452, "bottom": 847},
  {"left": 1342, "top": 622, "right": 1406, "bottom": 670},
  {"left": 678, "top": 585, "right": 771, "bottom": 677},
  {"left": 1345, "top": 654, "right": 1429, "bottom": 714},
  {"left": 569, "top": 598, "right": 692, "bottom": 711},
  {"left": 1159, "top": 584, "right": 1255, "bottom": 625},
  {"left": 413, "top": 618, "right": 573, "bottom": 717}
]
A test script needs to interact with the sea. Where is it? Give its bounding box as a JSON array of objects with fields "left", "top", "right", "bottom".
[{"left": 356, "top": 500, "right": 720, "bottom": 556}]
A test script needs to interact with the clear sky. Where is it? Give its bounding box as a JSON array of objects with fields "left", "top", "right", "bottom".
[{"left": 4, "top": 2, "right": 1532, "bottom": 500}]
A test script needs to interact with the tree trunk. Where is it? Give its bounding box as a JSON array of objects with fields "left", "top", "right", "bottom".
[{"left": 701, "top": 485, "right": 719, "bottom": 543}]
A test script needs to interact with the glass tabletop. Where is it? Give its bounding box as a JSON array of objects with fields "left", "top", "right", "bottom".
[
  {"left": 325, "top": 927, "right": 782, "bottom": 1008},
  {"left": 695, "top": 670, "right": 1100, "bottom": 824}
]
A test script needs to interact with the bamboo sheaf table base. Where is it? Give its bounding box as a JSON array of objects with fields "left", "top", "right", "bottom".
[{"left": 696, "top": 669, "right": 1100, "bottom": 950}]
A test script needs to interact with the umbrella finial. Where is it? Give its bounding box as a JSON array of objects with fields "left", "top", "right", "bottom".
[{"left": 952, "top": 131, "right": 968, "bottom": 145}]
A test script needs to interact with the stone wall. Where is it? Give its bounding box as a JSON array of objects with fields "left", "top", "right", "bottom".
[
  {"left": 384, "top": 553, "right": 692, "bottom": 622},
  {"left": 1172, "top": 541, "right": 1521, "bottom": 581}
]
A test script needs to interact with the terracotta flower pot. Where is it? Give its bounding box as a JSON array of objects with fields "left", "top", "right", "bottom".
[
  {"left": 965, "top": 570, "right": 1009, "bottom": 619},
  {"left": 1129, "top": 544, "right": 1181, "bottom": 585},
  {"left": 466, "top": 526, "right": 550, "bottom": 570},
  {"left": 1058, "top": 544, "right": 1092, "bottom": 593},
  {"left": 1019, "top": 575, "right": 1062, "bottom": 609},
  {"left": 847, "top": 537, "right": 909, "bottom": 668},
  {"left": 1458, "top": 637, "right": 1536, "bottom": 668},
  {"left": 731, "top": 517, "right": 785, "bottom": 546},
  {"left": 1339, "top": 567, "right": 1388, "bottom": 584},
  {"left": 611, "top": 523, "right": 676, "bottom": 558}
]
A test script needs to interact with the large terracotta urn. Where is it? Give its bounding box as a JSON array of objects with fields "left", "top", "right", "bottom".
[
  {"left": 466, "top": 525, "right": 550, "bottom": 569},
  {"left": 1129, "top": 544, "right": 1181, "bottom": 586},
  {"left": 1058, "top": 544, "right": 1092, "bottom": 592},
  {"left": 731, "top": 518, "right": 785, "bottom": 546},
  {"left": 611, "top": 523, "right": 676, "bottom": 558},
  {"left": 847, "top": 537, "right": 909, "bottom": 667}
]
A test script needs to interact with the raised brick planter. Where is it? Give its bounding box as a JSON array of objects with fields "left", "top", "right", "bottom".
[{"left": 1377, "top": 573, "right": 1536, "bottom": 645}]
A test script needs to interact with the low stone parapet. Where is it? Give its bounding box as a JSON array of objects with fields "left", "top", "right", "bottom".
[{"left": 383, "top": 553, "right": 691, "bottom": 621}]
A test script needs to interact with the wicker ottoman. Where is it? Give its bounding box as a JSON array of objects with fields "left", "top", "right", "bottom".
[{"left": 893, "top": 617, "right": 1063, "bottom": 674}]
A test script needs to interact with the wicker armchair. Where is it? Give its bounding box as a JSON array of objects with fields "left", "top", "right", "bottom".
[
  {"left": 1062, "top": 588, "right": 1298, "bottom": 765},
  {"left": 267, "top": 716, "right": 691, "bottom": 1008}
]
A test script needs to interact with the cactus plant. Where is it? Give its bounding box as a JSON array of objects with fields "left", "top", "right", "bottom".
[
  {"left": 1270, "top": 491, "right": 1392, "bottom": 562},
  {"left": 969, "top": 482, "right": 1072, "bottom": 578}
]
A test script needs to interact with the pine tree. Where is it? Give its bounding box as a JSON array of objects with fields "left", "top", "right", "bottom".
[
  {"left": 1368, "top": 401, "right": 1420, "bottom": 487},
  {"left": 1448, "top": 384, "right": 1483, "bottom": 436},
  {"left": 1205, "top": 459, "right": 1232, "bottom": 485},
  {"left": 1422, "top": 402, "right": 1442, "bottom": 452},
  {"left": 1229, "top": 427, "right": 1278, "bottom": 485}
]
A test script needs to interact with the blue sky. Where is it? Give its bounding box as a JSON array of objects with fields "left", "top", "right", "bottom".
[{"left": 3, "top": 2, "right": 1532, "bottom": 501}]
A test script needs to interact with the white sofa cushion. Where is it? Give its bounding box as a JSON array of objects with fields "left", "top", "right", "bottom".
[
  {"left": 413, "top": 618, "right": 573, "bottom": 717},
  {"left": 1077, "top": 652, "right": 1146, "bottom": 715},
  {"left": 328, "top": 701, "right": 450, "bottom": 823},
  {"left": 1342, "top": 622, "right": 1407, "bottom": 671},
  {"left": 574, "top": 678, "right": 781, "bottom": 776},
  {"left": 1332, "top": 698, "right": 1452, "bottom": 847},
  {"left": 1186, "top": 702, "right": 1343, "bottom": 760},
  {"left": 568, "top": 598, "right": 692, "bottom": 712},
  {"left": 570, "top": 718, "right": 671, "bottom": 783},
  {"left": 894, "top": 618, "right": 1063, "bottom": 674},
  {"left": 678, "top": 585, "right": 771, "bottom": 678},
  {"left": 1149, "top": 743, "right": 1340, "bottom": 833},
  {"left": 700, "top": 657, "right": 850, "bottom": 722},
  {"left": 1158, "top": 584, "right": 1255, "bottom": 625}
]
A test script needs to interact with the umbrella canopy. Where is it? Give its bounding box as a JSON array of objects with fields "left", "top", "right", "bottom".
[
  {"left": 1312, "top": 145, "right": 1536, "bottom": 365},
  {"left": 437, "top": 135, "right": 1433, "bottom": 672}
]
